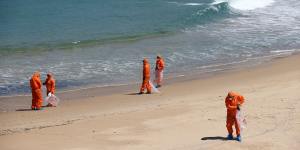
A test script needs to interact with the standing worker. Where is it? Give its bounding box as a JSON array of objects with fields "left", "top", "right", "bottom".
[
  {"left": 139, "top": 58, "right": 151, "bottom": 94},
  {"left": 43, "top": 73, "right": 55, "bottom": 96},
  {"left": 154, "top": 55, "right": 165, "bottom": 88},
  {"left": 225, "top": 91, "right": 245, "bottom": 142},
  {"left": 30, "top": 72, "right": 43, "bottom": 110}
]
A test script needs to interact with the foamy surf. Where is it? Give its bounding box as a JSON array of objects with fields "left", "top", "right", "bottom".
[
  {"left": 183, "top": 3, "right": 202, "bottom": 6},
  {"left": 167, "top": 2, "right": 203, "bottom": 6},
  {"left": 270, "top": 49, "right": 299, "bottom": 54},
  {"left": 72, "top": 41, "right": 80, "bottom": 44},
  {"left": 212, "top": 0, "right": 227, "bottom": 5},
  {"left": 212, "top": 0, "right": 275, "bottom": 10},
  {"left": 228, "top": 0, "right": 275, "bottom": 10}
]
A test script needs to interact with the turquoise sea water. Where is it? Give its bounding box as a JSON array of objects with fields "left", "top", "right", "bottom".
[
  {"left": 1, "top": 0, "right": 300, "bottom": 95},
  {"left": 0, "top": 0, "right": 232, "bottom": 50}
]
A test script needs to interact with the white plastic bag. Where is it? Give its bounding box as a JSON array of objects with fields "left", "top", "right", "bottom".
[
  {"left": 236, "top": 110, "right": 247, "bottom": 132},
  {"left": 149, "top": 81, "right": 160, "bottom": 93},
  {"left": 45, "top": 93, "right": 60, "bottom": 106}
]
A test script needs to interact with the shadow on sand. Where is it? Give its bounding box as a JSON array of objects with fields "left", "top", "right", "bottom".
[
  {"left": 125, "top": 93, "right": 141, "bottom": 96},
  {"left": 201, "top": 136, "right": 228, "bottom": 141},
  {"left": 16, "top": 108, "right": 35, "bottom": 111},
  {"left": 16, "top": 106, "right": 50, "bottom": 111}
]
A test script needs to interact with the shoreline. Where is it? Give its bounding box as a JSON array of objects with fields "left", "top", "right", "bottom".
[
  {"left": 1, "top": 48, "right": 299, "bottom": 97},
  {"left": 1, "top": 51, "right": 300, "bottom": 112}
]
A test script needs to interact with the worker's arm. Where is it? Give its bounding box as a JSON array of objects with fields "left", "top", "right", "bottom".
[
  {"left": 238, "top": 95, "right": 245, "bottom": 105},
  {"left": 226, "top": 99, "right": 238, "bottom": 110}
]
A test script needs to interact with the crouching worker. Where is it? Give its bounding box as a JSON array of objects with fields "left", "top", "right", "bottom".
[
  {"left": 139, "top": 58, "right": 151, "bottom": 94},
  {"left": 225, "top": 91, "right": 245, "bottom": 142},
  {"left": 30, "top": 72, "right": 43, "bottom": 110}
]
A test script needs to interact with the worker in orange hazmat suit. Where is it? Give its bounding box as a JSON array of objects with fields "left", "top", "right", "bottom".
[
  {"left": 30, "top": 72, "right": 43, "bottom": 110},
  {"left": 43, "top": 73, "right": 55, "bottom": 96},
  {"left": 154, "top": 55, "right": 165, "bottom": 88},
  {"left": 139, "top": 58, "right": 151, "bottom": 94},
  {"left": 225, "top": 91, "right": 245, "bottom": 142},
  {"left": 43, "top": 73, "right": 56, "bottom": 107}
]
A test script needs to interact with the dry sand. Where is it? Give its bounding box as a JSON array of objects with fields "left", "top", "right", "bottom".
[{"left": 0, "top": 54, "right": 300, "bottom": 150}]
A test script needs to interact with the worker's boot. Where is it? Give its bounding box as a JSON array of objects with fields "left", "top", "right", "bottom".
[
  {"left": 227, "top": 134, "right": 233, "bottom": 140},
  {"left": 236, "top": 134, "right": 242, "bottom": 142}
]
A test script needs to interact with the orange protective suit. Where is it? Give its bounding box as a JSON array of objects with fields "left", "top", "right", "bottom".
[
  {"left": 155, "top": 56, "right": 165, "bottom": 86},
  {"left": 30, "top": 72, "right": 43, "bottom": 110},
  {"left": 225, "top": 91, "right": 245, "bottom": 136},
  {"left": 140, "top": 59, "right": 151, "bottom": 94},
  {"left": 43, "top": 73, "right": 55, "bottom": 95}
]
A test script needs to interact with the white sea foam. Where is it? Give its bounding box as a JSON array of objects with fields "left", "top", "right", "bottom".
[
  {"left": 167, "top": 2, "right": 203, "bottom": 6},
  {"left": 183, "top": 3, "right": 202, "bottom": 6},
  {"left": 167, "top": 1, "right": 179, "bottom": 5},
  {"left": 212, "top": 0, "right": 227, "bottom": 5},
  {"left": 72, "top": 41, "right": 80, "bottom": 44},
  {"left": 270, "top": 49, "right": 298, "bottom": 53},
  {"left": 228, "top": 0, "right": 275, "bottom": 10},
  {"left": 211, "top": 0, "right": 275, "bottom": 10}
]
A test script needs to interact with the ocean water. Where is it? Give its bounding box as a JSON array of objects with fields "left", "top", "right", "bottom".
[{"left": 1, "top": 0, "right": 300, "bottom": 96}]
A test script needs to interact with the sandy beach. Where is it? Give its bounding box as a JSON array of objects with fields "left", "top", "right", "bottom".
[{"left": 1, "top": 54, "right": 300, "bottom": 150}]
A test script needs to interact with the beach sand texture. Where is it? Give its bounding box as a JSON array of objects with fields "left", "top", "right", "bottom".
[{"left": 0, "top": 54, "right": 300, "bottom": 150}]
